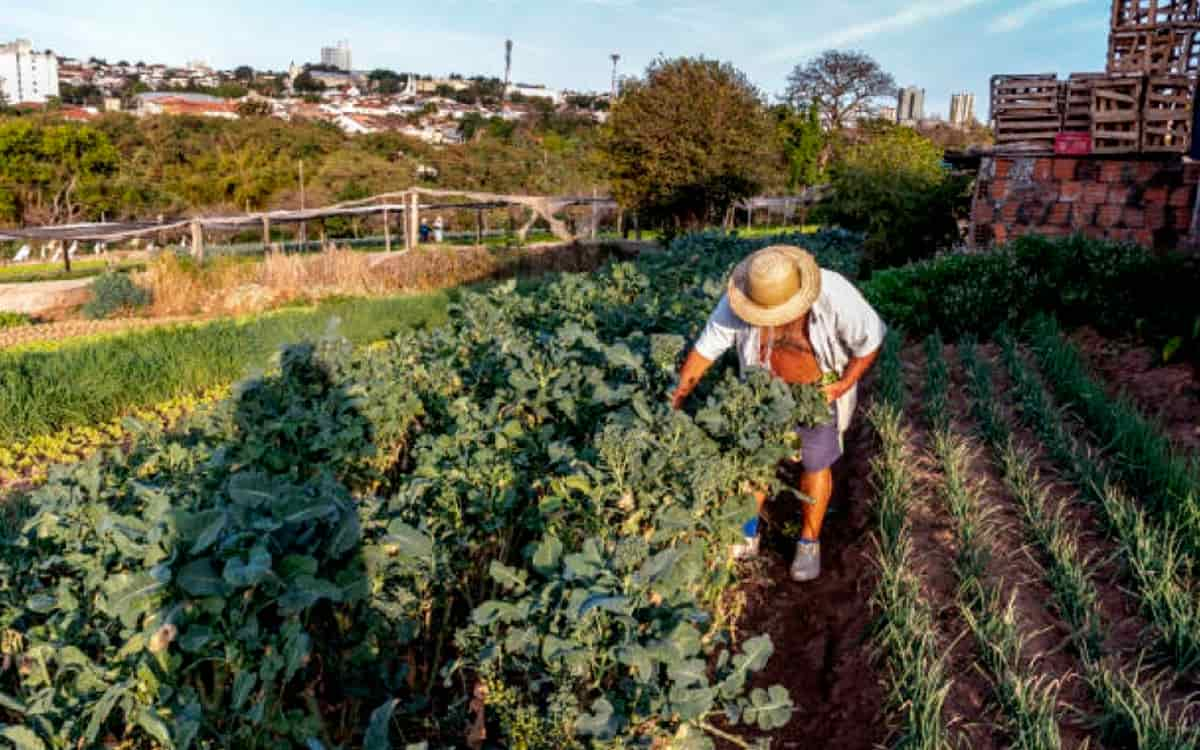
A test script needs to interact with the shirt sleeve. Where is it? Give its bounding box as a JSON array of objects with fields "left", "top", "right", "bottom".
[
  {"left": 693, "top": 294, "right": 742, "bottom": 362},
  {"left": 829, "top": 272, "right": 887, "bottom": 358}
]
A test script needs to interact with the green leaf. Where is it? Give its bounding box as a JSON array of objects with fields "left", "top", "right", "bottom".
[
  {"left": 1163, "top": 335, "right": 1183, "bottom": 363},
  {"left": 488, "top": 561, "right": 527, "bottom": 593},
  {"left": 223, "top": 545, "right": 272, "bottom": 588},
  {"left": 227, "top": 472, "right": 275, "bottom": 508},
  {"left": 668, "top": 658, "right": 708, "bottom": 687},
  {"left": 669, "top": 684, "right": 716, "bottom": 720},
  {"left": 179, "top": 626, "right": 213, "bottom": 653},
  {"left": 184, "top": 509, "right": 226, "bottom": 554},
  {"left": 364, "top": 699, "right": 397, "bottom": 750},
  {"left": 574, "top": 697, "right": 618, "bottom": 738},
  {"left": 385, "top": 521, "right": 433, "bottom": 559},
  {"left": 177, "top": 558, "right": 228, "bottom": 597},
  {"left": 0, "top": 693, "right": 27, "bottom": 715},
  {"left": 741, "top": 685, "right": 794, "bottom": 730},
  {"left": 734, "top": 634, "right": 774, "bottom": 672},
  {"left": 531, "top": 535, "right": 563, "bottom": 575},
  {"left": 232, "top": 670, "right": 256, "bottom": 710},
  {"left": 134, "top": 708, "right": 173, "bottom": 746},
  {"left": 471, "top": 601, "right": 516, "bottom": 627},
  {"left": 618, "top": 645, "right": 654, "bottom": 682},
  {"left": 84, "top": 682, "right": 127, "bottom": 744},
  {"left": 0, "top": 726, "right": 44, "bottom": 750},
  {"left": 578, "top": 594, "right": 630, "bottom": 618}
]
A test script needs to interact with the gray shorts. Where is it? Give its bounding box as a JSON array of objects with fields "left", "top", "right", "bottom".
[{"left": 796, "top": 403, "right": 841, "bottom": 472}]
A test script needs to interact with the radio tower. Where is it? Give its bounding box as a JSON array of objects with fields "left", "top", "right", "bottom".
[
  {"left": 610, "top": 53, "right": 620, "bottom": 100},
  {"left": 504, "top": 39, "right": 513, "bottom": 101}
]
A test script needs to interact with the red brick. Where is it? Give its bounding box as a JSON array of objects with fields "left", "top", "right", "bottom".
[
  {"left": 1185, "top": 161, "right": 1200, "bottom": 184},
  {"left": 1148, "top": 209, "right": 1168, "bottom": 229},
  {"left": 1083, "top": 182, "right": 1109, "bottom": 204},
  {"left": 1048, "top": 203, "right": 1073, "bottom": 226},
  {"left": 1101, "top": 161, "right": 1125, "bottom": 183},
  {"left": 1033, "top": 159, "right": 1054, "bottom": 181},
  {"left": 1053, "top": 158, "right": 1079, "bottom": 180},
  {"left": 1060, "top": 181, "right": 1084, "bottom": 202},
  {"left": 1134, "top": 229, "right": 1154, "bottom": 247},
  {"left": 1108, "top": 185, "right": 1130, "bottom": 204},
  {"left": 1072, "top": 204, "right": 1098, "bottom": 227},
  {"left": 1001, "top": 202, "right": 1020, "bottom": 223},
  {"left": 1038, "top": 183, "right": 1060, "bottom": 202},
  {"left": 1097, "top": 204, "right": 1123, "bottom": 227},
  {"left": 1168, "top": 186, "right": 1195, "bottom": 207},
  {"left": 991, "top": 180, "right": 1010, "bottom": 201},
  {"left": 1138, "top": 161, "right": 1159, "bottom": 181},
  {"left": 1108, "top": 228, "right": 1134, "bottom": 242},
  {"left": 1144, "top": 186, "right": 1169, "bottom": 206},
  {"left": 973, "top": 201, "right": 995, "bottom": 224},
  {"left": 993, "top": 224, "right": 1009, "bottom": 245},
  {"left": 1082, "top": 225, "right": 1105, "bottom": 240},
  {"left": 1172, "top": 207, "right": 1192, "bottom": 227},
  {"left": 1122, "top": 207, "right": 1146, "bottom": 228},
  {"left": 994, "top": 159, "right": 1012, "bottom": 179},
  {"left": 1038, "top": 225, "right": 1069, "bottom": 237}
]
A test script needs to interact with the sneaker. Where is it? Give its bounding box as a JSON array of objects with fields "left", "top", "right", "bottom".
[
  {"left": 790, "top": 541, "right": 820, "bottom": 582},
  {"left": 731, "top": 535, "right": 760, "bottom": 560}
]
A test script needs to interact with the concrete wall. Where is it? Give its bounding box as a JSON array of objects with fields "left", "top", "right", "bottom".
[{"left": 970, "top": 154, "right": 1200, "bottom": 249}]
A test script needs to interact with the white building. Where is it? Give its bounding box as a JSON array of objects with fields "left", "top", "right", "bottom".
[
  {"left": 949, "top": 92, "right": 977, "bottom": 128},
  {"left": 0, "top": 39, "right": 60, "bottom": 105},
  {"left": 896, "top": 86, "right": 925, "bottom": 125},
  {"left": 320, "top": 40, "right": 352, "bottom": 72}
]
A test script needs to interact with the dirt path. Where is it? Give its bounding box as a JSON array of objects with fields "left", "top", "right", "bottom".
[
  {"left": 732, "top": 412, "right": 887, "bottom": 749},
  {"left": 0, "top": 316, "right": 206, "bottom": 350}
]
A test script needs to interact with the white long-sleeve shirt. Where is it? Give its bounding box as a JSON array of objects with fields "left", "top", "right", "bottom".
[{"left": 693, "top": 269, "right": 887, "bottom": 433}]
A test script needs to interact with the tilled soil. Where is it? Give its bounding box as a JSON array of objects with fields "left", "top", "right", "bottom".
[
  {"left": 731, "top": 413, "right": 888, "bottom": 750},
  {"left": 0, "top": 315, "right": 204, "bottom": 350}
]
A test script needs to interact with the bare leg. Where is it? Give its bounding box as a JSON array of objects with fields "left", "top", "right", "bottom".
[{"left": 799, "top": 468, "right": 833, "bottom": 541}]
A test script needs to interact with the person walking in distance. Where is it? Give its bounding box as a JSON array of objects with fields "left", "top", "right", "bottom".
[{"left": 671, "top": 245, "right": 886, "bottom": 581}]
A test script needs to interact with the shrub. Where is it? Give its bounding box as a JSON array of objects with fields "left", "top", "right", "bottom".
[
  {"left": 862, "top": 234, "right": 1200, "bottom": 342},
  {"left": 81, "top": 272, "right": 152, "bottom": 319},
  {"left": 814, "top": 126, "right": 972, "bottom": 270},
  {"left": 0, "top": 311, "right": 31, "bottom": 330}
]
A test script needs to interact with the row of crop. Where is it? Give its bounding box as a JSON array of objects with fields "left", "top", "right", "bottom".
[
  {"left": 960, "top": 338, "right": 1198, "bottom": 747},
  {"left": 0, "top": 230, "right": 861, "bottom": 749},
  {"left": 0, "top": 292, "right": 450, "bottom": 445},
  {"left": 866, "top": 331, "right": 957, "bottom": 748},
  {"left": 922, "top": 334, "right": 1063, "bottom": 749}
]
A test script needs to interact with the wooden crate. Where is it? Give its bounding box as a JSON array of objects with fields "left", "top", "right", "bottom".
[
  {"left": 991, "top": 74, "right": 1059, "bottom": 119},
  {"left": 1062, "top": 73, "right": 1106, "bottom": 130},
  {"left": 1142, "top": 74, "right": 1196, "bottom": 150},
  {"left": 1092, "top": 76, "right": 1145, "bottom": 153},
  {"left": 1109, "top": 26, "right": 1200, "bottom": 74},
  {"left": 1112, "top": 0, "right": 1200, "bottom": 30}
]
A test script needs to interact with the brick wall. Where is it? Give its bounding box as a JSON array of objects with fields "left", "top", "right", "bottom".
[{"left": 970, "top": 154, "right": 1200, "bottom": 249}]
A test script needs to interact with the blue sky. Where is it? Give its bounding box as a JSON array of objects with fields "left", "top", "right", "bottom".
[{"left": 7, "top": 0, "right": 1110, "bottom": 116}]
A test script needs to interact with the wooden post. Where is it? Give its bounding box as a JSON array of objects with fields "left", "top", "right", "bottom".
[
  {"left": 319, "top": 219, "right": 327, "bottom": 251},
  {"left": 262, "top": 216, "right": 270, "bottom": 251},
  {"left": 190, "top": 220, "right": 204, "bottom": 263},
  {"left": 475, "top": 209, "right": 483, "bottom": 246},
  {"left": 408, "top": 192, "right": 420, "bottom": 250},
  {"left": 633, "top": 211, "right": 641, "bottom": 241},
  {"left": 590, "top": 187, "right": 598, "bottom": 240},
  {"left": 62, "top": 240, "right": 71, "bottom": 274},
  {"left": 383, "top": 206, "right": 392, "bottom": 253}
]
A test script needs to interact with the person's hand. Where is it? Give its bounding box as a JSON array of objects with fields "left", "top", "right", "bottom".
[
  {"left": 671, "top": 388, "right": 688, "bottom": 410},
  {"left": 823, "top": 380, "right": 850, "bottom": 404}
]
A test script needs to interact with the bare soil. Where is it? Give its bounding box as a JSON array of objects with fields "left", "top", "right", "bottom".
[{"left": 0, "top": 316, "right": 204, "bottom": 350}]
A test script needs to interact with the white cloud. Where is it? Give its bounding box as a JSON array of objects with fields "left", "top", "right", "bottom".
[
  {"left": 761, "top": 0, "right": 991, "bottom": 62},
  {"left": 988, "top": 0, "right": 1089, "bottom": 33}
]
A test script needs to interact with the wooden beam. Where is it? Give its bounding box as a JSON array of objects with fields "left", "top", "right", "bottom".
[{"left": 190, "top": 220, "right": 204, "bottom": 263}]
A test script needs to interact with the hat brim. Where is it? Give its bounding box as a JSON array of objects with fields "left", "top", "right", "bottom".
[{"left": 727, "top": 246, "right": 822, "bottom": 327}]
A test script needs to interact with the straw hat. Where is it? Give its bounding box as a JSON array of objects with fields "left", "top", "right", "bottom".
[{"left": 728, "top": 245, "right": 822, "bottom": 327}]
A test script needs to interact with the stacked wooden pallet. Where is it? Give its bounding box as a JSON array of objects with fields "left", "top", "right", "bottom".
[
  {"left": 1092, "top": 76, "right": 1145, "bottom": 152},
  {"left": 1143, "top": 75, "right": 1195, "bottom": 150},
  {"left": 990, "top": 74, "right": 1063, "bottom": 149},
  {"left": 1062, "top": 73, "right": 1106, "bottom": 130}
]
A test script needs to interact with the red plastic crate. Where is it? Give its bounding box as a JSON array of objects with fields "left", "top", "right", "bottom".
[{"left": 1055, "top": 131, "right": 1094, "bottom": 154}]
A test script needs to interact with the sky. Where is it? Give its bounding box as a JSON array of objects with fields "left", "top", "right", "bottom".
[{"left": 5, "top": 0, "right": 1111, "bottom": 117}]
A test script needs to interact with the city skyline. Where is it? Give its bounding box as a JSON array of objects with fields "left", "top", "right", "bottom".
[{"left": 8, "top": 1, "right": 1110, "bottom": 116}]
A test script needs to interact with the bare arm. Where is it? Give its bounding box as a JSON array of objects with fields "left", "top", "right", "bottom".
[
  {"left": 823, "top": 347, "right": 880, "bottom": 403},
  {"left": 671, "top": 349, "right": 715, "bottom": 409}
]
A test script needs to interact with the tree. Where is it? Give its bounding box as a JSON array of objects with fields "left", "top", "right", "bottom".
[
  {"left": 368, "top": 69, "right": 404, "bottom": 94},
  {"left": 234, "top": 65, "right": 256, "bottom": 82},
  {"left": 601, "top": 56, "right": 777, "bottom": 230},
  {"left": 237, "top": 99, "right": 274, "bottom": 118},
  {"left": 776, "top": 101, "right": 824, "bottom": 190},
  {"left": 813, "top": 125, "right": 970, "bottom": 269},
  {"left": 784, "top": 50, "right": 896, "bottom": 132},
  {"left": 293, "top": 71, "right": 326, "bottom": 93}
]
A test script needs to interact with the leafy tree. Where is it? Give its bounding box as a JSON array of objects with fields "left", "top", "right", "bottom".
[
  {"left": 368, "top": 69, "right": 405, "bottom": 94},
  {"left": 601, "top": 56, "right": 777, "bottom": 230},
  {"left": 785, "top": 50, "right": 896, "bottom": 132},
  {"left": 293, "top": 71, "right": 326, "bottom": 93},
  {"left": 814, "top": 125, "right": 970, "bottom": 269},
  {"left": 0, "top": 120, "right": 119, "bottom": 225},
  {"left": 776, "top": 101, "right": 824, "bottom": 189},
  {"left": 234, "top": 65, "right": 256, "bottom": 82},
  {"left": 236, "top": 99, "right": 274, "bottom": 118}
]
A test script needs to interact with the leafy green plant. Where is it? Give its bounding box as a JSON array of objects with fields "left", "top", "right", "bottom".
[
  {"left": 81, "top": 271, "right": 152, "bottom": 319},
  {"left": 0, "top": 311, "right": 30, "bottom": 330}
]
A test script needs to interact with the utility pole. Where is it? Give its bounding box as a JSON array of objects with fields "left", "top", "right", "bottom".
[{"left": 610, "top": 53, "right": 620, "bottom": 100}]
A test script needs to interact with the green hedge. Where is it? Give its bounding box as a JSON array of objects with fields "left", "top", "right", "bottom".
[
  {"left": 0, "top": 293, "right": 448, "bottom": 443},
  {"left": 862, "top": 234, "right": 1200, "bottom": 342}
]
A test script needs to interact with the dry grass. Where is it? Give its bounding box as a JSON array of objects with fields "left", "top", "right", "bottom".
[{"left": 136, "top": 242, "right": 635, "bottom": 317}]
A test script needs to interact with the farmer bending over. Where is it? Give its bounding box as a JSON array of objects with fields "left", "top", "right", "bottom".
[{"left": 671, "top": 245, "right": 885, "bottom": 582}]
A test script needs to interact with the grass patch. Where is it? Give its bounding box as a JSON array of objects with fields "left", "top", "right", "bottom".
[
  {"left": 0, "top": 259, "right": 146, "bottom": 284},
  {"left": 0, "top": 291, "right": 449, "bottom": 444}
]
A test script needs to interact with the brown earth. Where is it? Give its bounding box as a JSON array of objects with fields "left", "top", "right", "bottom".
[
  {"left": 0, "top": 316, "right": 205, "bottom": 350},
  {"left": 1071, "top": 327, "right": 1200, "bottom": 455}
]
